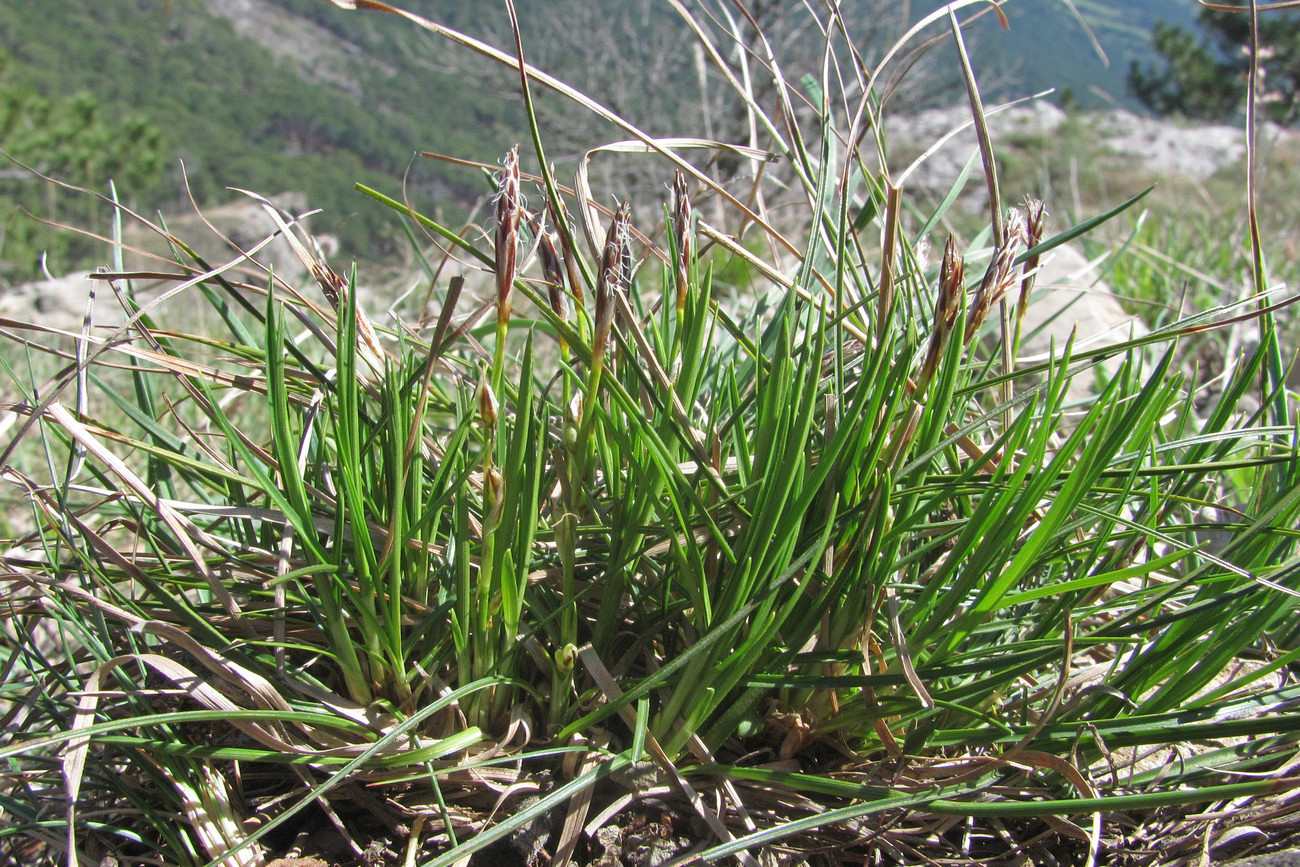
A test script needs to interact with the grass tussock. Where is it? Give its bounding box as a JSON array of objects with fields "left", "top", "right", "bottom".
[{"left": 2, "top": 1, "right": 1300, "bottom": 865}]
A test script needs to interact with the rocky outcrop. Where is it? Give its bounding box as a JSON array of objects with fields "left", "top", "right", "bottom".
[
  {"left": 0, "top": 271, "right": 122, "bottom": 333},
  {"left": 884, "top": 103, "right": 1291, "bottom": 192}
]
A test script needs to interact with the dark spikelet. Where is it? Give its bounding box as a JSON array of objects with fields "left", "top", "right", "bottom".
[
  {"left": 495, "top": 145, "right": 521, "bottom": 328},
  {"left": 1016, "top": 198, "right": 1047, "bottom": 324},
  {"left": 937, "top": 235, "right": 965, "bottom": 336},
  {"left": 538, "top": 230, "right": 568, "bottom": 324},
  {"left": 476, "top": 371, "right": 499, "bottom": 430},
  {"left": 316, "top": 262, "right": 346, "bottom": 312},
  {"left": 917, "top": 236, "right": 965, "bottom": 394},
  {"left": 548, "top": 195, "right": 585, "bottom": 310},
  {"left": 965, "top": 207, "right": 1029, "bottom": 344},
  {"left": 593, "top": 201, "right": 631, "bottom": 367},
  {"left": 314, "top": 261, "right": 385, "bottom": 369},
  {"left": 536, "top": 220, "right": 572, "bottom": 356},
  {"left": 672, "top": 170, "right": 692, "bottom": 315}
]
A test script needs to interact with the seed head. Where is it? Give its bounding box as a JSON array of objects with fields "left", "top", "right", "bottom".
[
  {"left": 548, "top": 195, "right": 585, "bottom": 311},
  {"left": 937, "top": 236, "right": 965, "bottom": 335},
  {"left": 1017, "top": 198, "right": 1047, "bottom": 323},
  {"left": 671, "top": 170, "right": 692, "bottom": 315},
  {"left": 917, "top": 236, "right": 965, "bottom": 394},
  {"left": 593, "top": 201, "right": 631, "bottom": 368},
  {"left": 537, "top": 225, "right": 571, "bottom": 356},
  {"left": 965, "top": 207, "right": 1029, "bottom": 344},
  {"left": 538, "top": 230, "right": 568, "bottom": 322},
  {"left": 495, "top": 145, "right": 521, "bottom": 328},
  {"left": 476, "top": 370, "right": 499, "bottom": 429}
]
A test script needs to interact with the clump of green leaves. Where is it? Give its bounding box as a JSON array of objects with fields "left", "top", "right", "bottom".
[{"left": 3, "top": 2, "right": 1299, "bottom": 865}]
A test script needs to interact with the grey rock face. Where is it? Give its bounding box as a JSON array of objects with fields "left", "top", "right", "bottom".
[
  {"left": 0, "top": 271, "right": 121, "bottom": 333},
  {"left": 884, "top": 103, "right": 1291, "bottom": 191}
]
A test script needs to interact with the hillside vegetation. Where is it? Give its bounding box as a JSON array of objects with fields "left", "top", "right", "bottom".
[
  {"left": 2, "top": 0, "right": 1204, "bottom": 287},
  {"left": 2, "top": 1, "right": 1299, "bottom": 865},
  {"left": 0, "top": 0, "right": 519, "bottom": 283}
]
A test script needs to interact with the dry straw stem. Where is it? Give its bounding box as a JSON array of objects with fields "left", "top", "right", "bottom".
[
  {"left": 1202, "top": 1, "right": 1300, "bottom": 10},
  {"left": 0, "top": 184, "right": 323, "bottom": 469},
  {"left": 326, "top": 0, "right": 784, "bottom": 247}
]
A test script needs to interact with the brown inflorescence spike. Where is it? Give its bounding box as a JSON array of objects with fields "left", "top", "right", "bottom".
[
  {"left": 965, "top": 206, "right": 1029, "bottom": 344},
  {"left": 672, "top": 170, "right": 692, "bottom": 316},
  {"left": 537, "top": 225, "right": 572, "bottom": 356},
  {"left": 937, "top": 235, "right": 966, "bottom": 337},
  {"left": 538, "top": 230, "right": 568, "bottom": 324},
  {"left": 917, "top": 236, "right": 966, "bottom": 395},
  {"left": 593, "top": 201, "right": 631, "bottom": 368},
  {"left": 476, "top": 370, "right": 499, "bottom": 430},
  {"left": 548, "top": 195, "right": 585, "bottom": 311},
  {"left": 495, "top": 145, "right": 521, "bottom": 329},
  {"left": 1017, "top": 198, "right": 1047, "bottom": 324}
]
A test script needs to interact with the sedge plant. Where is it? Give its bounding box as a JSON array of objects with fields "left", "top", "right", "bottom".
[{"left": 2, "top": 1, "right": 1299, "bottom": 864}]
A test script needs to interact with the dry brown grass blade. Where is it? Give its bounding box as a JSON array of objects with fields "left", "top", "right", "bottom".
[
  {"left": 1004, "top": 750, "right": 1099, "bottom": 801},
  {"left": 1201, "top": 0, "right": 1300, "bottom": 9},
  {"left": 660, "top": 0, "right": 792, "bottom": 169},
  {"left": 573, "top": 137, "right": 781, "bottom": 260},
  {"left": 37, "top": 583, "right": 373, "bottom": 752},
  {"left": 0, "top": 222, "right": 298, "bottom": 469},
  {"left": 62, "top": 651, "right": 314, "bottom": 867},
  {"left": 894, "top": 89, "right": 1053, "bottom": 190},
  {"left": 232, "top": 188, "right": 389, "bottom": 373},
  {"left": 46, "top": 402, "right": 256, "bottom": 638},
  {"left": 137, "top": 621, "right": 294, "bottom": 715},
  {"left": 550, "top": 741, "right": 599, "bottom": 867},
  {"left": 886, "top": 587, "right": 934, "bottom": 710},
  {"left": 845, "top": 0, "right": 994, "bottom": 180},
  {"left": 0, "top": 317, "right": 306, "bottom": 412},
  {"left": 572, "top": 152, "right": 604, "bottom": 265},
  {"left": 159, "top": 763, "right": 265, "bottom": 867},
  {"left": 180, "top": 179, "right": 324, "bottom": 298},
  {"left": 877, "top": 183, "right": 902, "bottom": 344},
  {"left": 1058, "top": 0, "right": 1108, "bottom": 68},
  {"left": 3, "top": 557, "right": 148, "bottom": 634},
  {"left": 1241, "top": 0, "right": 1274, "bottom": 372}
]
